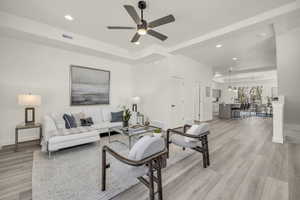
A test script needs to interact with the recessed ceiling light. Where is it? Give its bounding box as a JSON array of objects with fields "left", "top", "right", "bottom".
[
  {"left": 134, "top": 41, "right": 140, "bottom": 45},
  {"left": 64, "top": 15, "right": 74, "bottom": 21},
  {"left": 258, "top": 32, "right": 267, "bottom": 37},
  {"left": 232, "top": 57, "right": 238, "bottom": 61},
  {"left": 216, "top": 44, "right": 223, "bottom": 48},
  {"left": 214, "top": 73, "right": 222, "bottom": 77}
]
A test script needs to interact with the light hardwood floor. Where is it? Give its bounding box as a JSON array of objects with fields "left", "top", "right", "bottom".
[{"left": 0, "top": 118, "right": 289, "bottom": 200}]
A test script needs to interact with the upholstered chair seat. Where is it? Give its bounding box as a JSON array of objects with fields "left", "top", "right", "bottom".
[
  {"left": 102, "top": 135, "right": 167, "bottom": 200},
  {"left": 167, "top": 123, "right": 210, "bottom": 168},
  {"left": 171, "top": 134, "right": 199, "bottom": 148}
]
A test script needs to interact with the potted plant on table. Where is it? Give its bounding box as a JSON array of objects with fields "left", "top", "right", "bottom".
[
  {"left": 122, "top": 106, "right": 131, "bottom": 127},
  {"left": 153, "top": 128, "right": 162, "bottom": 137}
]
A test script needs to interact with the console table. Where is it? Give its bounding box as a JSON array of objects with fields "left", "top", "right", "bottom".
[{"left": 15, "top": 123, "right": 42, "bottom": 151}]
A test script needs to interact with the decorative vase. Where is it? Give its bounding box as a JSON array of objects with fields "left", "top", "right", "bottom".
[
  {"left": 144, "top": 120, "right": 150, "bottom": 126},
  {"left": 123, "top": 120, "right": 129, "bottom": 127}
]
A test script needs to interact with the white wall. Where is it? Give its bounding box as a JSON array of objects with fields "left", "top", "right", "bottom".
[
  {"left": 168, "top": 55, "right": 213, "bottom": 122},
  {"left": 131, "top": 58, "right": 171, "bottom": 128},
  {"left": 217, "top": 79, "right": 278, "bottom": 104},
  {"left": 132, "top": 55, "right": 213, "bottom": 129},
  {"left": 276, "top": 26, "right": 300, "bottom": 128},
  {"left": 0, "top": 36, "right": 133, "bottom": 147}
]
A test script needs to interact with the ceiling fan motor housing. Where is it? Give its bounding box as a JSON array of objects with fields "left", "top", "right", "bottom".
[
  {"left": 138, "top": 20, "right": 147, "bottom": 30},
  {"left": 138, "top": 1, "right": 147, "bottom": 10}
]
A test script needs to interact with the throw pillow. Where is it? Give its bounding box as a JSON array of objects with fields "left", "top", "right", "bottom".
[
  {"left": 62, "top": 114, "right": 77, "bottom": 129},
  {"left": 111, "top": 111, "right": 124, "bottom": 122},
  {"left": 80, "top": 117, "right": 94, "bottom": 126},
  {"left": 72, "top": 112, "right": 85, "bottom": 127}
]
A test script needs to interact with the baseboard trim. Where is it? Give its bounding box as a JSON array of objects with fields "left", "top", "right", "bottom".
[{"left": 272, "top": 137, "right": 284, "bottom": 144}]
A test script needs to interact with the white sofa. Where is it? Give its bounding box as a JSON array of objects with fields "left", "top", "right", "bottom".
[{"left": 42, "top": 107, "right": 123, "bottom": 153}]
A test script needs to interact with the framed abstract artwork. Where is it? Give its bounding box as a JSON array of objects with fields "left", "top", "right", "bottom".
[{"left": 70, "top": 65, "right": 110, "bottom": 105}]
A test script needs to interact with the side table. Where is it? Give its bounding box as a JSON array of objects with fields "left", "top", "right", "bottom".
[{"left": 15, "top": 123, "right": 42, "bottom": 151}]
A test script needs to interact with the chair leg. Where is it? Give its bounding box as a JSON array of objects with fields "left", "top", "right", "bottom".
[
  {"left": 166, "top": 130, "right": 170, "bottom": 158},
  {"left": 157, "top": 162, "right": 163, "bottom": 200},
  {"left": 102, "top": 149, "right": 106, "bottom": 191},
  {"left": 201, "top": 138, "right": 207, "bottom": 168},
  {"left": 148, "top": 162, "right": 155, "bottom": 200},
  {"left": 205, "top": 136, "right": 210, "bottom": 166},
  {"left": 202, "top": 152, "right": 207, "bottom": 168}
]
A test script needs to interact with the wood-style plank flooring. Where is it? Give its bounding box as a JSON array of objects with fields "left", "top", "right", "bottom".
[{"left": 0, "top": 118, "right": 289, "bottom": 200}]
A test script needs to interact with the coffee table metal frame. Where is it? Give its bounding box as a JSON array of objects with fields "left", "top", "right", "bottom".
[{"left": 108, "top": 126, "right": 157, "bottom": 149}]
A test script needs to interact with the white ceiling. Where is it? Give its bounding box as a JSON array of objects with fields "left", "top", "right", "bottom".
[
  {"left": 0, "top": 0, "right": 294, "bottom": 51},
  {"left": 175, "top": 24, "right": 277, "bottom": 73},
  {"left": 213, "top": 70, "right": 277, "bottom": 83}
]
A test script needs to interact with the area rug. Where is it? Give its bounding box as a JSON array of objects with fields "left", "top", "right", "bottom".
[{"left": 32, "top": 142, "right": 194, "bottom": 200}]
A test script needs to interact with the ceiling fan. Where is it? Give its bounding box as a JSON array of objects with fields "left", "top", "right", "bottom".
[{"left": 107, "top": 1, "right": 175, "bottom": 43}]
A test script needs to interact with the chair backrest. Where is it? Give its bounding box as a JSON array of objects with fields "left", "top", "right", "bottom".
[
  {"left": 150, "top": 120, "right": 165, "bottom": 130},
  {"left": 128, "top": 136, "right": 165, "bottom": 161},
  {"left": 189, "top": 123, "right": 209, "bottom": 135},
  {"left": 185, "top": 123, "right": 209, "bottom": 142}
]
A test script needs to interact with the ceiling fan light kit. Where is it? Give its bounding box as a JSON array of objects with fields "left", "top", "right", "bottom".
[{"left": 107, "top": 1, "right": 175, "bottom": 43}]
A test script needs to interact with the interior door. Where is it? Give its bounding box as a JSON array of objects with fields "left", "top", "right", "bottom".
[{"left": 170, "top": 77, "right": 185, "bottom": 128}]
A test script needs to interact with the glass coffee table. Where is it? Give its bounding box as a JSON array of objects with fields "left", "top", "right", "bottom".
[{"left": 108, "top": 125, "right": 158, "bottom": 149}]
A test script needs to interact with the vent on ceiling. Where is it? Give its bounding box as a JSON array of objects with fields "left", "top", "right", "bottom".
[{"left": 62, "top": 34, "right": 73, "bottom": 40}]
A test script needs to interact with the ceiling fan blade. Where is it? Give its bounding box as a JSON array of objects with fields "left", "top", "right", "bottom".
[
  {"left": 124, "top": 5, "right": 141, "bottom": 25},
  {"left": 147, "top": 29, "right": 168, "bottom": 41},
  {"left": 131, "top": 33, "right": 141, "bottom": 43},
  {"left": 148, "top": 14, "right": 175, "bottom": 28},
  {"left": 107, "top": 26, "right": 136, "bottom": 29}
]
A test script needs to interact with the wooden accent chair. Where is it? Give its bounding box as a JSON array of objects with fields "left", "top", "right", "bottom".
[
  {"left": 167, "top": 124, "right": 210, "bottom": 168},
  {"left": 102, "top": 136, "right": 168, "bottom": 200}
]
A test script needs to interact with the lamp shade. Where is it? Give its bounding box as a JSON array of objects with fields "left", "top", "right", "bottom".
[
  {"left": 18, "top": 94, "right": 41, "bottom": 106},
  {"left": 132, "top": 96, "right": 141, "bottom": 104}
]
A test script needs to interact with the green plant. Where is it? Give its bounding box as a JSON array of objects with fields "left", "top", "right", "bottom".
[
  {"left": 154, "top": 128, "right": 162, "bottom": 133},
  {"left": 266, "top": 96, "right": 272, "bottom": 107},
  {"left": 238, "top": 87, "right": 247, "bottom": 104},
  {"left": 122, "top": 106, "right": 131, "bottom": 122}
]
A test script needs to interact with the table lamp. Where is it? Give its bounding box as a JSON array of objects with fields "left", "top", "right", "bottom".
[
  {"left": 18, "top": 94, "right": 41, "bottom": 124},
  {"left": 132, "top": 96, "right": 141, "bottom": 112}
]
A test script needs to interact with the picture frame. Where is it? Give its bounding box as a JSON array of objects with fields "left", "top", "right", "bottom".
[{"left": 70, "top": 65, "right": 110, "bottom": 106}]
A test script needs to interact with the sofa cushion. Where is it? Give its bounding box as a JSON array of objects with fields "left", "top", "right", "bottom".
[
  {"left": 84, "top": 108, "right": 103, "bottom": 124},
  {"left": 111, "top": 111, "right": 123, "bottom": 122},
  {"left": 109, "top": 122, "right": 123, "bottom": 128},
  {"left": 51, "top": 113, "right": 67, "bottom": 129},
  {"left": 49, "top": 130, "right": 99, "bottom": 144},
  {"left": 102, "top": 107, "right": 112, "bottom": 122}
]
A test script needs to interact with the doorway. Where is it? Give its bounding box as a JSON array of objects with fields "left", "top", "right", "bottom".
[{"left": 170, "top": 77, "right": 185, "bottom": 128}]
